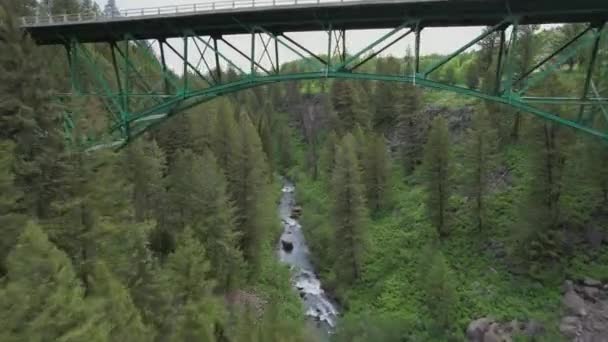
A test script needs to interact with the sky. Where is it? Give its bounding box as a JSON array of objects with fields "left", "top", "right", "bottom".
[{"left": 98, "top": 0, "right": 485, "bottom": 72}]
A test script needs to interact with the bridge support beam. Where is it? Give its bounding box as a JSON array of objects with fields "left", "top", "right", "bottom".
[
  {"left": 494, "top": 29, "right": 506, "bottom": 95},
  {"left": 578, "top": 23, "right": 604, "bottom": 123},
  {"left": 48, "top": 19, "right": 608, "bottom": 150},
  {"left": 423, "top": 20, "right": 509, "bottom": 78}
]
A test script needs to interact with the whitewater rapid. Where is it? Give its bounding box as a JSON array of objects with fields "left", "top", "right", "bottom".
[{"left": 278, "top": 182, "right": 339, "bottom": 338}]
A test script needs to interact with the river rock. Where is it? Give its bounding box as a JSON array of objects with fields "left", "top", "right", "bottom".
[
  {"left": 583, "top": 277, "right": 603, "bottom": 288},
  {"left": 563, "top": 280, "right": 575, "bottom": 293},
  {"left": 290, "top": 206, "right": 302, "bottom": 219},
  {"left": 564, "top": 289, "right": 588, "bottom": 316},
  {"left": 560, "top": 278, "right": 608, "bottom": 341},
  {"left": 467, "top": 317, "right": 494, "bottom": 341},
  {"left": 467, "top": 318, "right": 545, "bottom": 342},
  {"left": 523, "top": 320, "right": 544, "bottom": 336},
  {"left": 504, "top": 320, "right": 522, "bottom": 334},
  {"left": 560, "top": 316, "right": 582, "bottom": 339},
  {"left": 483, "top": 323, "right": 509, "bottom": 342},
  {"left": 582, "top": 286, "right": 601, "bottom": 302},
  {"left": 281, "top": 240, "right": 294, "bottom": 253}
]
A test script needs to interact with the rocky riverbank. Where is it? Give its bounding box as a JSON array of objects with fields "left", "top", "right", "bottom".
[
  {"left": 466, "top": 277, "right": 608, "bottom": 342},
  {"left": 560, "top": 278, "right": 608, "bottom": 341}
]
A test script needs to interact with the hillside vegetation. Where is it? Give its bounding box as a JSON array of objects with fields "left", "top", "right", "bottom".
[{"left": 1, "top": 1, "right": 608, "bottom": 341}]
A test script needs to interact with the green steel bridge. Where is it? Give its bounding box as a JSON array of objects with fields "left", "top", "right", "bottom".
[{"left": 20, "top": 0, "right": 608, "bottom": 148}]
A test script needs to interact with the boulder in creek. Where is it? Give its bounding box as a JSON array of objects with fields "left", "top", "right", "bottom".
[
  {"left": 290, "top": 206, "right": 302, "bottom": 219},
  {"left": 281, "top": 240, "right": 294, "bottom": 253}
]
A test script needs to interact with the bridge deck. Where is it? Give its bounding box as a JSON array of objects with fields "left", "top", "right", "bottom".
[{"left": 22, "top": 0, "right": 608, "bottom": 45}]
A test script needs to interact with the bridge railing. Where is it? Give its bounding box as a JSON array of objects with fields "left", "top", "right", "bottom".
[{"left": 21, "top": 0, "right": 364, "bottom": 26}]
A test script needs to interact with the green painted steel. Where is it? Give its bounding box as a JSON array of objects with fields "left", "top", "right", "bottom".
[
  {"left": 30, "top": 5, "right": 608, "bottom": 150},
  {"left": 423, "top": 19, "right": 508, "bottom": 78},
  {"left": 22, "top": 0, "right": 608, "bottom": 45},
  {"left": 122, "top": 72, "right": 608, "bottom": 142}
]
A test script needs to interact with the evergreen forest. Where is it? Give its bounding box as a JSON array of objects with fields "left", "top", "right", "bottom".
[{"left": 1, "top": 1, "right": 608, "bottom": 341}]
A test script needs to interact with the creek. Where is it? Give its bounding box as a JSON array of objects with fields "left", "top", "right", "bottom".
[{"left": 278, "top": 181, "right": 340, "bottom": 340}]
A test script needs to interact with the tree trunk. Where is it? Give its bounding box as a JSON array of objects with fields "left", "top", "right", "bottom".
[{"left": 511, "top": 112, "right": 521, "bottom": 141}]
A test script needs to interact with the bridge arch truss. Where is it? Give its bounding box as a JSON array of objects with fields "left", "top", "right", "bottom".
[{"left": 22, "top": 1, "right": 608, "bottom": 148}]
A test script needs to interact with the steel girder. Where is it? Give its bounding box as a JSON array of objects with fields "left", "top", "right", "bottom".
[{"left": 57, "top": 19, "right": 608, "bottom": 149}]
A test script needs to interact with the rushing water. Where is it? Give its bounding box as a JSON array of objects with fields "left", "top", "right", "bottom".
[{"left": 278, "top": 181, "right": 340, "bottom": 339}]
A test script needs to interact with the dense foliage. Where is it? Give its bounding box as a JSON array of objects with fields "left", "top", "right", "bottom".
[
  {"left": 0, "top": 1, "right": 309, "bottom": 341},
  {"left": 2, "top": 1, "right": 608, "bottom": 341},
  {"left": 292, "top": 21, "right": 608, "bottom": 342}
]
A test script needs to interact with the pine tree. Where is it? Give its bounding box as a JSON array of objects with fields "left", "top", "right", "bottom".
[
  {"left": 423, "top": 251, "right": 457, "bottom": 336},
  {"left": 80, "top": 0, "right": 99, "bottom": 13},
  {"left": 330, "top": 80, "right": 369, "bottom": 131},
  {"left": 93, "top": 219, "right": 165, "bottom": 323},
  {"left": 464, "top": 60, "right": 480, "bottom": 89},
  {"left": 257, "top": 109, "right": 276, "bottom": 175},
  {"left": 511, "top": 25, "right": 540, "bottom": 140},
  {"left": 362, "top": 134, "right": 392, "bottom": 213},
  {"left": 422, "top": 116, "right": 452, "bottom": 238},
  {"left": 394, "top": 77, "right": 422, "bottom": 174},
  {"left": 194, "top": 149, "right": 244, "bottom": 290},
  {"left": 212, "top": 102, "right": 238, "bottom": 173},
  {"left": 163, "top": 149, "right": 203, "bottom": 231},
  {"left": 0, "top": 4, "right": 66, "bottom": 219},
  {"left": 276, "top": 125, "right": 294, "bottom": 174},
  {"left": 555, "top": 24, "right": 587, "bottom": 71},
  {"left": 373, "top": 57, "right": 401, "bottom": 132},
  {"left": 319, "top": 131, "right": 339, "bottom": 181},
  {"left": 0, "top": 141, "right": 24, "bottom": 274},
  {"left": 103, "top": 0, "right": 120, "bottom": 16},
  {"left": 351, "top": 124, "right": 369, "bottom": 164},
  {"left": 476, "top": 27, "right": 498, "bottom": 78},
  {"left": 512, "top": 121, "right": 568, "bottom": 271},
  {"left": 331, "top": 134, "right": 368, "bottom": 286},
  {"left": 46, "top": 0, "right": 82, "bottom": 14},
  {"left": 229, "top": 113, "right": 273, "bottom": 276},
  {"left": 189, "top": 103, "right": 217, "bottom": 156},
  {"left": 558, "top": 138, "right": 601, "bottom": 229},
  {"left": 462, "top": 111, "right": 498, "bottom": 231},
  {"left": 165, "top": 227, "right": 217, "bottom": 304},
  {"left": 153, "top": 113, "right": 193, "bottom": 168},
  {"left": 591, "top": 143, "right": 608, "bottom": 204},
  {"left": 47, "top": 150, "right": 132, "bottom": 289},
  {"left": 89, "top": 262, "right": 152, "bottom": 341},
  {"left": 0, "top": 223, "right": 104, "bottom": 341},
  {"left": 163, "top": 228, "right": 223, "bottom": 339},
  {"left": 3, "top": 0, "right": 37, "bottom": 16},
  {"left": 441, "top": 64, "right": 457, "bottom": 85},
  {"left": 127, "top": 139, "right": 166, "bottom": 222},
  {"left": 510, "top": 74, "right": 571, "bottom": 273},
  {"left": 169, "top": 301, "right": 219, "bottom": 342}
]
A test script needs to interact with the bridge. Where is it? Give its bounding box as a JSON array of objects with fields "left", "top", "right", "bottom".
[{"left": 20, "top": 0, "right": 608, "bottom": 147}]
